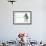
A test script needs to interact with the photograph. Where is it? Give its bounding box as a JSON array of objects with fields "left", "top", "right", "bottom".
[{"left": 13, "top": 11, "right": 32, "bottom": 25}]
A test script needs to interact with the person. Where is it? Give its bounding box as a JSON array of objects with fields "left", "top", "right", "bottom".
[{"left": 24, "top": 13, "right": 28, "bottom": 22}]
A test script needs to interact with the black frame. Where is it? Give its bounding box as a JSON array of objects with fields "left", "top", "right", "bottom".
[{"left": 13, "top": 11, "right": 32, "bottom": 25}]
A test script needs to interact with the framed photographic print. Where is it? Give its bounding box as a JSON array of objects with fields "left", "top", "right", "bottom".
[{"left": 13, "top": 11, "right": 32, "bottom": 25}]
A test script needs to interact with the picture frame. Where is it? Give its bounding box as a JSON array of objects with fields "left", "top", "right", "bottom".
[{"left": 13, "top": 11, "right": 32, "bottom": 25}]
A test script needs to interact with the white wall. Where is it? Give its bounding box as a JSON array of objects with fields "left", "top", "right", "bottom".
[{"left": 0, "top": 0, "right": 46, "bottom": 41}]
